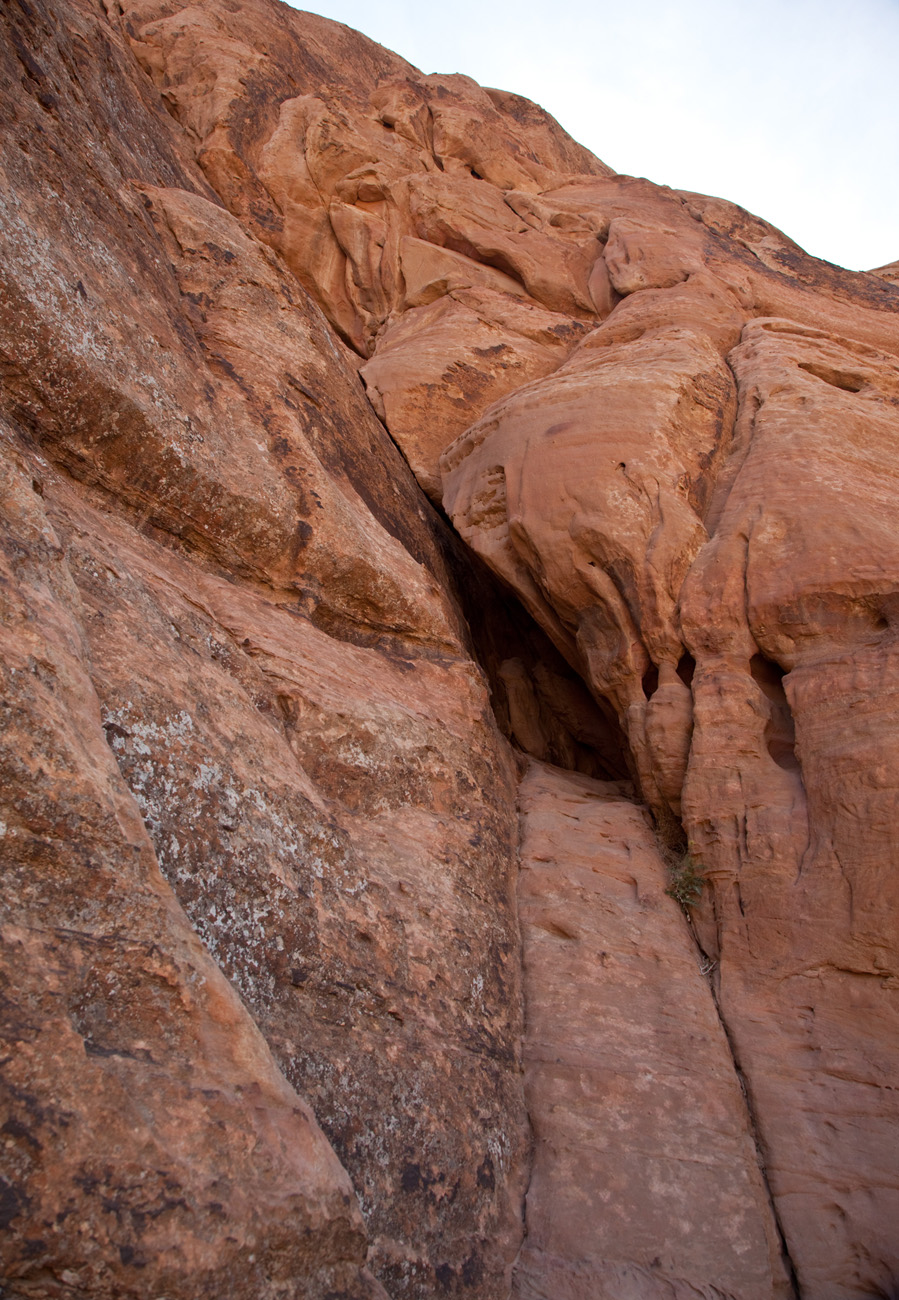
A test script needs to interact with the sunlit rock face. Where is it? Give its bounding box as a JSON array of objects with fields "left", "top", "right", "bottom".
[{"left": 1, "top": 0, "right": 898, "bottom": 1297}]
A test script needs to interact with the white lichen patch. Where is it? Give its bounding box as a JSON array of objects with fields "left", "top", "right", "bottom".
[{"left": 98, "top": 699, "right": 369, "bottom": 1009}]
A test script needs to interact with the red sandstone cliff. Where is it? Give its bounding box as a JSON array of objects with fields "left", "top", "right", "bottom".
[{"left": 1, "top": 2, "right": 897, "bottom": 1297}]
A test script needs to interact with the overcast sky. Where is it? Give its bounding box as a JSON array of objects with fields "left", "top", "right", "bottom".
[{"left": 294, "top": 0, "right": 898, "bottom": 273}]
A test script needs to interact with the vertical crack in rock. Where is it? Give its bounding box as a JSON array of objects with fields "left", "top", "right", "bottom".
[
  {"left": 512, "top": 763, "right": 795, "bottom": 1298},
  {"left": 698, "top": 956, "right": 803, "bottom": 1300},
  {"left": 355, "top": 358, "right": 634, "bottom": 785}
]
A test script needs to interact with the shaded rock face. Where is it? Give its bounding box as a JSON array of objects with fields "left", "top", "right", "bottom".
[
  {"left": 1, "top": 1, "right": 898, "bottom": 1299},
  {"left": 0, "top": 419, "right": 384, "bottom": 1300},
  {"left": 0, "top": 3, "right": 529, "bottom": 1295}
]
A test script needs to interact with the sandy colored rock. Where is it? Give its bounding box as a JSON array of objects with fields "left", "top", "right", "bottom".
[
  {"left": 447, "top": 266, "right": 899, "bottom": 1295},
  {"left": 514, "top": 762, "right": 791, "bottom": 1299},
  {"left": 3, "top": 0, "right": 899, "bottom": 1295},
  {"left": 360, "top": 292, "right": 590, "bottom": 499},
  {"left": 121, "top": 0, "right": 609, "bottom": 358},
  {"left": 118, "top": 0, "right": 617, "bottom": 479},
  {"left": 57, "top": 479, "right": 529, "bottom": 1298},
  {"left": 0, "top": 3, "right": 531, "bottom": 1295},
  {"left": 679, "top": 316, "right": 899, "bottom": 1297},
  {"left": 0, "top": 418, "right": 383, "bottom": 1300},
  {"left": 435, "top": 97, "right": 899, "bottom": 1300},
  {"left": 441, "top": 305, "right": 738, "bottom": 815},
  {"left": 868, "top": 258, "right": 899, "bottom": 285}
]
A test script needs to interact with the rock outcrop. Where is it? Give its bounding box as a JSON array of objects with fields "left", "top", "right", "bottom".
[
  {"left": 515, "top": 762, "right": 793, "bottom": 1299},
  {"left": 0, "top": 420, "right": 384, "bottom": 1300},
  {"left": 2, "top": 0, "right": 898, "bottom": 1297},
  {"left": 1, "top": 4, "right": 528, "bottom": 1294}
]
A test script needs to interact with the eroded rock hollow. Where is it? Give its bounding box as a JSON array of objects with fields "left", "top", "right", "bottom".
[{"left": 1, "top": 1, "right": 897, "bottom": 1296}]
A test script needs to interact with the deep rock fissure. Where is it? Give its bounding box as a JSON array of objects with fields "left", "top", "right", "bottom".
[
  {"left": 439, "top": 465, "right": 799, "bottom": 1294},
  {"left": 750, "top": 654, "right": 800, "bottom": 772},
  {"left": 362, "top": 388, "right": 635, "bottom": 785},
  {"left": 450, "top": 553, "right": 634, "bottom": 782},
  {"left": 701, "top": 964, "right": 803, "bottom": 1300}
]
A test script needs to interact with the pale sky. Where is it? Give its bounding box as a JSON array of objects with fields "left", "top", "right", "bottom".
[{"left": 293, "top": 0, "right": 898, "bottom": 273}]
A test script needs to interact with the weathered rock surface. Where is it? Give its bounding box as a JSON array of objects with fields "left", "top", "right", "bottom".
[
  {"left": 0, "top": 417, "right": 383, "bottom": 1300},
  {"left": 2, "top": 0, "right": 899, "bottom": 1296},
  {"left": 1, "top": 3, "right": 531, "bottom": 1294},
  {"left": 441, "top": 292, "right": 739, "bottom": 815},
  {"left": 869, "top": 259, "right": 899, "bottom": 286},
  {"left": 360, "top": 292, "right": 590, "bottom": 501},
  {"left": 679, "top": 316, "right": 899, "bottom": 1297},
  {"left": 515, "top": 762, "right": 791, "bottom": 1300}
]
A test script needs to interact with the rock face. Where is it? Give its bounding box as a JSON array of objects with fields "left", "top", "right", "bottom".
[
  {"left": 0, "top": 4, "right": 528, "bottom": 1295},
  {"left": 515, "top": 763, "right": 791, "bottom": 1299},
  {"left": 1, "top": 0, "right": 898, "bottom": 1298},
  {"left": 0, "top": 420, "right": 384, "bottom": 1300}
]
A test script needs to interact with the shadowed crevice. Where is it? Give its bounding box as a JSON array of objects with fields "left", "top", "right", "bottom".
[{"left": 750, "top": 654, "right": 800, "bottom": 772}]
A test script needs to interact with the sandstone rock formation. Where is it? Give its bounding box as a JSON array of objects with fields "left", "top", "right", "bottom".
[
  {"left": 1, "top": 5, "right": 528, "bottom": 1293},
  {"left": 2, "top": 0, "right": 898, "bottom": 1297},
  {"left": 870, "top": 259, "right": 899, "bottom": 286},
  {"left": 515, "top": 763, "right": 791, "bottom": 1299},
  {"left": 0, "top": 423, "right": 383, "bottom": 1300}
]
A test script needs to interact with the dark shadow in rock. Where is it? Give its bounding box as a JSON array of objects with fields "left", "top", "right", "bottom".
[
  {"left": 750, "top": 653, "right": 800, "bottom": 771},
  {"left": 444, "top": 542, "right": 632, "bottom": 782}
]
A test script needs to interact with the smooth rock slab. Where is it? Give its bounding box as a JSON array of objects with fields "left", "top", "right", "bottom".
[{"left": 514, "top": 762, "right": 791, "bottom": 1300}]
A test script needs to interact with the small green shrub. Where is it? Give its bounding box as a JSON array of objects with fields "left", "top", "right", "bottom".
[{"left": 665, "top": 853, "right": 705, "bottom": 912}]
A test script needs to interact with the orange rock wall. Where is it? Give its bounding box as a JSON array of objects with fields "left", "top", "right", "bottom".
[{"left": 2, "top": 0, "right": 898, "bottom": 1297}]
